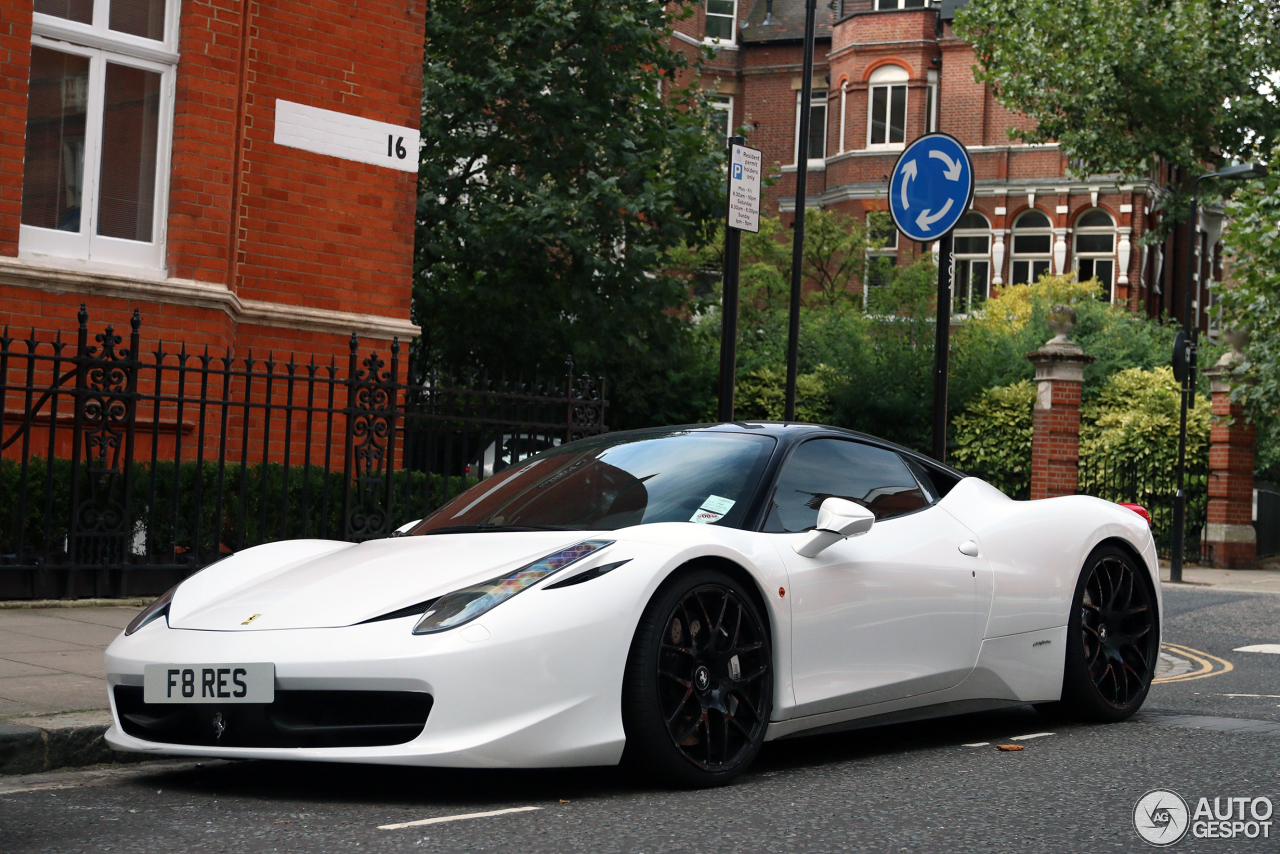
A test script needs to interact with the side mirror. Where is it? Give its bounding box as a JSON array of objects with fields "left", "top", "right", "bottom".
[{"left": 793, "top": 497, "right": 875, "bottom": 558}]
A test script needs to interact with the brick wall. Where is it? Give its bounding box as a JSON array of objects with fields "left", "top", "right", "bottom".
[
  {"left": 0, "top": 0, "right": 423, "bottom": 367},
  {"left": 0, "top": 7, "right": 33, "bottom": 258},
  {"left": 1029, "top": 373, "right": 1084, "bottom": 500}
]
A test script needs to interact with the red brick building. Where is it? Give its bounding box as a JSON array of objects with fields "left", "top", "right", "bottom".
[
  {"left": 672, "top": 0, "right": 1223, "bottom": 328},
  {"left": 1, "top": 0, "right": 424, "bottom": 359}
]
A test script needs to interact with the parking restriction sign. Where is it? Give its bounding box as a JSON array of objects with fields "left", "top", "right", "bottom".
[{"left": 727, "top": 143, "right": 762, "bottom": 233}]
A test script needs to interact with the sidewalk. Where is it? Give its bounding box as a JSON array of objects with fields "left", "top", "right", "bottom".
[
  {"left": 1, "top": 562, "right": 1278, "bottom": 775},
  {"left": 1159, "top": 562, "right": 1280, "bottom": 594},
  {"left": 0, "top": 602, "right": 145, "bottom": 774}
]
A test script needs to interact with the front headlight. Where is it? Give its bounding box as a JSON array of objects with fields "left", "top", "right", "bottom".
[
  {"left": 125, "top": 584, "right": 177, "bottom": 635},
  {"left": 412, "top": 540, "right": 613, "bottom": 634}
]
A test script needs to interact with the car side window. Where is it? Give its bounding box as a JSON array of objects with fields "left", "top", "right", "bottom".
[{"left": 762, "top": 439, "right": 932, "bottom": 533}]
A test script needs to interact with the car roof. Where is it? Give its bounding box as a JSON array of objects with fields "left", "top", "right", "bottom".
[{"left": 602, "top": 421, "right": 967, "bottom": 479}]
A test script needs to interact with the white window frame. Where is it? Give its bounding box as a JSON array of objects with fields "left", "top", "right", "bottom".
[
  {"left": 863, "top": 211, "right": 898, "bottom": 308},
  {"left": 866, "top": 65, "right": 908, "bottom": 150},
  {"left": 1009, "top": 210, "right": 1053, "bottom": 285},
  {"left": 21, "top": 1, "right": 180, "bottom": 271},
  {"left": 925, "top": 69, "right": 938, "bottom": 134},
  {"left": 952, "top": 212, "right": 991, "bottom": 315},
  {"left": 703, "top": 0, "right": 737, "bottom": 46},
  {"left": 875, "top": 0, "right": 929, "bottom": 8},
  {"left": 793, "top": 88, "right": 828, "bottom": 168},
  {"left": 709, "top": 93, "right": 733, "bottom": 142},
  {"left": 838, "top": 82, "right": 847, "bottom": 154},
  {"left": 1072, "top": 209, "right": 1117, "bottom": 303}
]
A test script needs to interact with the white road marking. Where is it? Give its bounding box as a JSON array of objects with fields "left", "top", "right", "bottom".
[
  {"left": 1218, "top": 693, "right": 1280, "bottom": 699},
  {"left": 961, "top": 743, "right": 989, "bottom": 747},
  {"left": 1233, "top": 644, "right": 1280, "bottom": 654},
  {"left": 379, "top": 806, "right": 542, "bottom": 830}
]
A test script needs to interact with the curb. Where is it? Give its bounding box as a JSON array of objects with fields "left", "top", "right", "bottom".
[{"left": 0, "top": 712, "right": 146, "bottom": 775}]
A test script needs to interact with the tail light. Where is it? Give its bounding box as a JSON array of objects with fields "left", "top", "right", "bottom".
[{"left": 1118, "top": 503, "right": 1152, "bottom": 526}]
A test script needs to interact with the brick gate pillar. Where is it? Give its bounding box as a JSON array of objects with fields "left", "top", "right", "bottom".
[
  {"left": 1026, "top": 305, "right": 1094, "bottom": 500},
  {"left": 1202, "top": 333, "right": 1257, "bottom": 568}
]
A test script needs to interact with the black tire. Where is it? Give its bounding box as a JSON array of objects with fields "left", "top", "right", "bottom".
[
  {"left": 622, "top": 568, "right": 773, "bottom": 787},
  {"left": 1057, "top": 544, "right": 1159, "bottom": 722}
]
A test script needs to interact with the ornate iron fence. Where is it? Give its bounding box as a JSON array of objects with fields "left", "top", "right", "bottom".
[
  {"left": 1077, "top": 454, "right": 1208, "bottom": 561},
  {"left": 0, "top": 306, "right": 607, "bottom": 599}
]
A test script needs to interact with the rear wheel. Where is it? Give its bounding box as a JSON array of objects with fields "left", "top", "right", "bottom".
[
  {"left": 622, "top": 569, "right": 772, "bottom": 787},
  {"left": 1055, "top": 544, "right": 1158, "bottom": 722}
]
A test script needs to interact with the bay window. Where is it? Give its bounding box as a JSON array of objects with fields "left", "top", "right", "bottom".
[
  {"left": 1010, "top": 210, "right": 1053, "bottom": 285},
  {"left": 867, "top": 65, "right": 907, "bottom": 148},
  {"left": 1073, "top": 209, "right": 1116, "bottom": 302}
]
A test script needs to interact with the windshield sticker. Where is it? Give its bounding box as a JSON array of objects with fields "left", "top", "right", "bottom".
[{"left": 689, "top": 495, "right": 735, "bottom": 524}]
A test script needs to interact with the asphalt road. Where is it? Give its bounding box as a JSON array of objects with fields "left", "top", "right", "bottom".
[{"left": 1, "top": 585, "right": 1277, "bottom": 854}]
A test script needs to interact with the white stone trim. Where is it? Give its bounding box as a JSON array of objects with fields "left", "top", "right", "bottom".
[
  {"left": 1205, "top": 523, "right": 1257, "bottom": 544},
  {"left": 0, "top": 256, "right": 420, "bottom": 341}
]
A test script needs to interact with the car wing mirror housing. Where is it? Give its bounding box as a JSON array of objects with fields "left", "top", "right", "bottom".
[{"left": 793, "top": 498, "right": 875, "bottom": 558}]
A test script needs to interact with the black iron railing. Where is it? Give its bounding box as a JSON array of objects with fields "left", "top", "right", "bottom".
[
  {"left": 1077, "top": 454, "right": 1207, "bottom": 560},
  {"left": 0, "top": 306, "right": 607, "bottom": 599}
]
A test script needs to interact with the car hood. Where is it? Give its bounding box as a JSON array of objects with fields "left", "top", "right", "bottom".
[{"left": 167, "top": 532, "right": 597, "bottom": 631}]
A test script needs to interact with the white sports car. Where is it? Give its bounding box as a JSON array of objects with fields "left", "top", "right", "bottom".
[{"left": 105, "top": 423, "right": 1161, "bottom": 786}]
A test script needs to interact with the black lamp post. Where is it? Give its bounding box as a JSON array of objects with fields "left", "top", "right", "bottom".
[{"left": 1168, "top": 161, "right": 1267, "bottom": 582}]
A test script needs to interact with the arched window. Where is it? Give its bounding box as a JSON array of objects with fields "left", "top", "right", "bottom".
[
  {"left": 1010, "top": 210, "right": 1052, "bottom": 285},
  {"left": 1073, "top": 209, "right": 1116, "bottom": 301},
  {"left": 952, "top": 211, "right": 990, "bottom": 314},
  {"left": 867, "top": 65, "right": 908, "bottom": 147}
]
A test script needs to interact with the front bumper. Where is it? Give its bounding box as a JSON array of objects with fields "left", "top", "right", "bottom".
[{"left": 104, "top": 577, "right": 641, "bottom": 768}]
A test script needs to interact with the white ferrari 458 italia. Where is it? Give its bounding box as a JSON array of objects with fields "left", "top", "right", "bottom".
[{"left": 105, "top": 423, "right": 1161, "bottom": 786}]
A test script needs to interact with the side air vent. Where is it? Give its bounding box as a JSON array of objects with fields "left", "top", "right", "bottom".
[
  {"left": 359, "top": 597, "right": 439, "bottom": 624},
  {"left": 544, "top": 560, "right": 631, "bottom": 590}
]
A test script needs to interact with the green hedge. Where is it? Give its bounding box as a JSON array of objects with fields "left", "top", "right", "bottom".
[
  {"left": 950, "top": 380, "right": 1035, "bottom": 499},
  {"left": 0, "top": 457, "right": 473, "bottom": 560}
]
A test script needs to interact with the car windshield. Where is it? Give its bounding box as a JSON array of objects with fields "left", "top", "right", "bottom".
[{"left": 409, "top": 430, "right": 777, "bottom": 534}]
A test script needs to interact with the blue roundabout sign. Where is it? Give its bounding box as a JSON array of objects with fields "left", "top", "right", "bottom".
[{"left": 888, "top": 133, "right": 974, "bottom": 243}]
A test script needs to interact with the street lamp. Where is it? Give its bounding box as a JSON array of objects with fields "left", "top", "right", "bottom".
[{"left": 1169, "top": 161, "right": 1268, "bottom": 581}]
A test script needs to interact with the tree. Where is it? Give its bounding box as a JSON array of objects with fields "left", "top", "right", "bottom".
[
  {"left": 415, "top": 0, "right": 726, "bottom": 429},
  {"left": 956, "top": 0, "right": 1280, "bottom": 181},
  {"left": 1219, "top": 165, "right": 1280, "bottom": 479}
]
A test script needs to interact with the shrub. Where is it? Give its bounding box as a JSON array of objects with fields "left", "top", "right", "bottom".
[
  {"left": 0, "top": 457, "right": 474, "bottom": 561},
  {"left": 1080, "top": 366, "right": 1210, "bottom": 469},
  {"left": 949, "top": 380, "right": 1034, "bottom": 498}
]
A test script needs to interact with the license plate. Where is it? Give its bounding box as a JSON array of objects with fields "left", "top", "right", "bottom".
[{"left": 143, "top": 663, "right": 275, "bottom": 704}]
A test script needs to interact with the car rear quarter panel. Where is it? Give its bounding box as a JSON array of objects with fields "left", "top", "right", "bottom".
[{"left": 938, "top": 479, "right": 1159, "bottom": 639}]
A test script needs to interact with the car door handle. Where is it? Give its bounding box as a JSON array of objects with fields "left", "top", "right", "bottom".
[{"left": 958, "top": 541, "right": 980, "bottom": 557}]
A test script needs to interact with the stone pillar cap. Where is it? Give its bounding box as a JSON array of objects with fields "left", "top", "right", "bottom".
[{"left": 1025, "top": 305, "right": 1094, "bottom": 365}]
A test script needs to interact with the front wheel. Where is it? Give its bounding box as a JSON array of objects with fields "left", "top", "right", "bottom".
[
  {"left": 622, "top": 569, "right": 773, "bottom": 787},
  {"left": 1056, "top": 544, "right": 1159, "bottom": 722}
]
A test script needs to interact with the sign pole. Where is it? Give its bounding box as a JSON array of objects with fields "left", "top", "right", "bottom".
[
  {"left": 719, "top": 136, "right": 762, "bottom": 423},
  {"left": 885, "top": 132, "right": 973, "bottom": 464},
  {"left": 718, "top": 138, "right": 746, "bottom": 422},
  {"left": 932, "top": 232, "right": 953, "bottom": 462}
]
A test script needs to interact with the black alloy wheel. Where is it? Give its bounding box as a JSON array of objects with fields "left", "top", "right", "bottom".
[
  {"left": 623, "top": 569, "right": 772, "bottom": 787},
  {"left": 1056, "top": 544, "right": 1158, "bottom": 721}
]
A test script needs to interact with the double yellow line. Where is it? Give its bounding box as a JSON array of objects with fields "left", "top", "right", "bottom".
[{"left": 1154, "top": 642, "right": 1234, "bottom": 684}]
